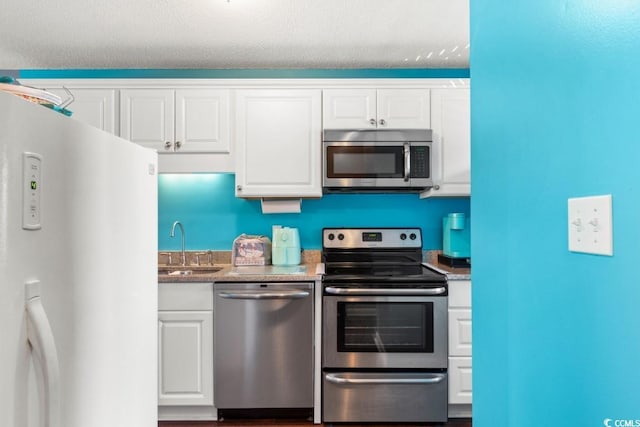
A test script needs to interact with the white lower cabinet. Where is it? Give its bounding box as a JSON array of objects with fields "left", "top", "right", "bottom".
[
  {"left": 448, "top": 357, "right": 473, "bottom": 404},
  {"left": 158, "top": 282, "right": 216, "bottom": 420},
  {"left": 158, "top": 311, "right": 213, "bottom": 406},
  {"left": 448, "top": 280, "right": 472, "bottom": 416}
]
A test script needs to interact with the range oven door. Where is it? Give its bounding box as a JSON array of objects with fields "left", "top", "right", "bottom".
[{"left": 322, "top": 292, "right": 447, "bottom": 369}]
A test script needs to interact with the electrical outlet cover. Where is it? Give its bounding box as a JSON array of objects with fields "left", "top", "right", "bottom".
[{"left": 568, "top": 195, "right": 613, "bottom": 256}]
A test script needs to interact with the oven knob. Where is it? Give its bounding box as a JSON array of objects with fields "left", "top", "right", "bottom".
[
  {"left": 410, "top": 233, "right": 417, "bottom": 240},
  {"left": 400, "top": 233, "right": 407, "bottom": 240},
  {"left": 328, "top": 233, "right": 335, "bottom": 241},
  {"left": 338, "top": 233, "right": 345, "bottom": 241}
]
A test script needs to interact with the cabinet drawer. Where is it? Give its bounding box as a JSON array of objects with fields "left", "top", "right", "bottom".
[
  {"left": 448, "top": 280, "right": 471, "bottom": 308},
  {"left": 448, "top": 308, "right": 472, "bottom": 356},
  {"left": 323, "top": 372, "right": 447, "bottom": 423},
  {"left": 448, "top": 357, "right": 472, "bottom": 404},
  {"left": 159, "top": 282, "right": 213, "bottom": 311}
]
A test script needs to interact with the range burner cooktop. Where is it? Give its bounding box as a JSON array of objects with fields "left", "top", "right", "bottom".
[
  {"left": 325, "top": 264, "right": 426, "bottom": 277},
  {"left": 321, "top": 227, "right": 447, "bottom": 285}
]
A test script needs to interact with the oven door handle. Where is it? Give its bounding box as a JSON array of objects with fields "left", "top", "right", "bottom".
[
  {"left": 218, "top": 290, "right": 310, "bottom": 300},
  {"left": 324, "top": 286, "right": 446, "bottom": 296},
  {"left": 325, "top": 373, "right": 446, "bottom": 385}
]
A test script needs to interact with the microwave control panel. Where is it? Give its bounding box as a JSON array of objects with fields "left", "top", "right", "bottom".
[{"left": 410, "top": 146, "right": 430, "bottom": 178}]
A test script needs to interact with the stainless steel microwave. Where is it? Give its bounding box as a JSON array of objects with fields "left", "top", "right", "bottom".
[{"left": 322, "top": 129, "right": 433, "bottom": 192}]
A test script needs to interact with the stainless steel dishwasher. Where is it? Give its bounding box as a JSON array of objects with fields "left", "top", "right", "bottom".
[{"left": 214, "top": 282, "right": 314, "bottom": 409}]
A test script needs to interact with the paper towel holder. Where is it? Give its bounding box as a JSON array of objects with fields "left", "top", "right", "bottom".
[{"left": 260, "top": 198, "right": 302, "bottom": 214}]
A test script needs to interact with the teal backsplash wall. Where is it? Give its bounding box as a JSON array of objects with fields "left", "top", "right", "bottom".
[{"left": 158, "top": 173, "right": 470, "bottom": 251}]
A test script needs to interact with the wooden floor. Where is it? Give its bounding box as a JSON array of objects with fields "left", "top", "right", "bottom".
[{"left": 159, "top": 419, "right": 471, "bottom": 427}]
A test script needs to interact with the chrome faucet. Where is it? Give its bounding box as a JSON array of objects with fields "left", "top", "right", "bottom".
[{"left": 170, "top": 221, "right": 186, "bottom": 266}]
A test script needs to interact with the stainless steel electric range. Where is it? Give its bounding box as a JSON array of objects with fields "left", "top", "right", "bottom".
[{"left": 321, "top": 227, "right": 448, "bottom": 423}]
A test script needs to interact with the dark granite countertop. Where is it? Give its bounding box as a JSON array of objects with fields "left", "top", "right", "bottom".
[
  {"left": 158, "top": 250, "right": 323, "bottom": 283},
  {"left": 424, "top": 250, "right": 471, "bottom": 281}
]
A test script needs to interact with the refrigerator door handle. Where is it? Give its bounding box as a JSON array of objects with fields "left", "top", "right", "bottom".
[{"left": 26, "top": 282, "right": 61, "bottom": 427}]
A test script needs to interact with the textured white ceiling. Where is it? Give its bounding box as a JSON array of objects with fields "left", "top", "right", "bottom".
[{"left": 0, "top": 0, "right": 469, "bottom": 69}]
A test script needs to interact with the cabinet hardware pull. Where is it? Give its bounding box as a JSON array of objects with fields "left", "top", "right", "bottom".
[
  {"left": 379, "top": 119, "right": 386, "bottom": 126},
  {"left": 164, "top": 141, "right": 172, "bottom": 150},
  {"left": 369, "top": 118, "right": 376, "bottom": 126},
  {"left": 175, "top": 141, "right": 182, "bottom": 149}
]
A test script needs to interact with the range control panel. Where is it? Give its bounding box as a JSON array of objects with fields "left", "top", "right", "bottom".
[{"left": 323, "top": 228, "right": 422, "bottom": 249}]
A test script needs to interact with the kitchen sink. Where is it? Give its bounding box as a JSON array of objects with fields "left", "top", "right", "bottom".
[{"left": 158, "top": 266, "right": 223, "bottom": 276}]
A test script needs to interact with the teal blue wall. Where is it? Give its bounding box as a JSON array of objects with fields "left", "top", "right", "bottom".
[
  {"left": 471, "top": 2, "right": 640, "bottom": 427},
  {"left": 17, "top": 68, "right": 469, "bottom": 79},
  {"left": 158, "top": 173, "right": 470, "bottom": 251}
]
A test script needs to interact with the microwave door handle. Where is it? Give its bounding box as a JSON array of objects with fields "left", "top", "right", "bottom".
[{"left": 403, "top": 143, "right": 410, "bottom": 182}]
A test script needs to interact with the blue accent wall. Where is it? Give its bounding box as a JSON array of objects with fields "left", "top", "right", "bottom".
[
  {"left": 158, "top": 173, "right": 469, "bottom": 251},
  {"left": 471, "top": 2, "right": 640, "bottom": 427}
]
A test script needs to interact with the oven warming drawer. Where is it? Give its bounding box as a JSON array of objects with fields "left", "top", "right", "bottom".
[{"left": 322, "top": 371, "right": 448, "bottom": 423}]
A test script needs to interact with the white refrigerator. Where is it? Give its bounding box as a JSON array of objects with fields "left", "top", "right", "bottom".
[{"left": 0, "top": 91, "right": 158, "bottom": 427}]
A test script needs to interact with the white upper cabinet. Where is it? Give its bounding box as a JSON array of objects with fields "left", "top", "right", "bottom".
[
  {"left": 323, "top": 88, "right": 430, "bottom": 129},
  {"left": 23, "top": 79, "right": 469, "bottom": 181},
  {"left": 174, "top": 89, "right": 230, "bottom": 154},
  {"left": 46, "top": 88, "right": 117, "bottom": 134},
  {"left": 120, "top": 89, "right": 175, "bottom": 151},
  {"left": 322, "top": 89, "right": 376, "bottom": 128},
  {"left": 235, "top": 89, "right": 322, "bottom": 198},
  {"left": 377, "top": 89, "right": 431, "bottom": 128},
  {"left": 421, "top": 88, "right": 470, "bottom": 198},
  {"left": 120, "top": 88, "right": 230, "bottom": 154}
]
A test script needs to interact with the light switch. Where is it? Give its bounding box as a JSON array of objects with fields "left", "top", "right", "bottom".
[{"left": 568, "top": 195, "right": 613, "bottom": 256}]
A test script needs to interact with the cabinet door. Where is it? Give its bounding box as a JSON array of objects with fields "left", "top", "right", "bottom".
[
  {"left": 448, "top": 308, "right": 472, "bottom": 357},
  {"left": 158, "top": 310, "right": 213, "bottom": 406},
  {"left": 235, "top": 89, "right": 322, "bottom": 197},
  {"left": 175, "top": 89, "right": 230, "bottom": 153},
  {"left": 120, "top": 89, "right": 175, "bottom": 152},
  {"left": 423, "top": 89, "right": 470, "bottom": 197},
  {"left": 47, "top": 88, "right": 117, "bottom": 134},
  {"left": 322, "top": 89, "right": 377, "bottom": 129},
  {"left": 377, "top": 89, "right": 431, "bottom": 128},
  {"left": 449, "top": 357, "right": 472, "bottom": 404}
]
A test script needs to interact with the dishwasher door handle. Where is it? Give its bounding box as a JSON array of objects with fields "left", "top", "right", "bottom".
[
  {"left": 218, "top": 290, "right": 310, "bottom": 300},
  {"left": 325, "top": 373, "right": 446, "bottom": 385}
]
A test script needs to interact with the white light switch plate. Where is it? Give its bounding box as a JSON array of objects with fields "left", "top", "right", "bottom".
[{"left": 568, "top": 195, "right": 613, "bottom": 256}]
